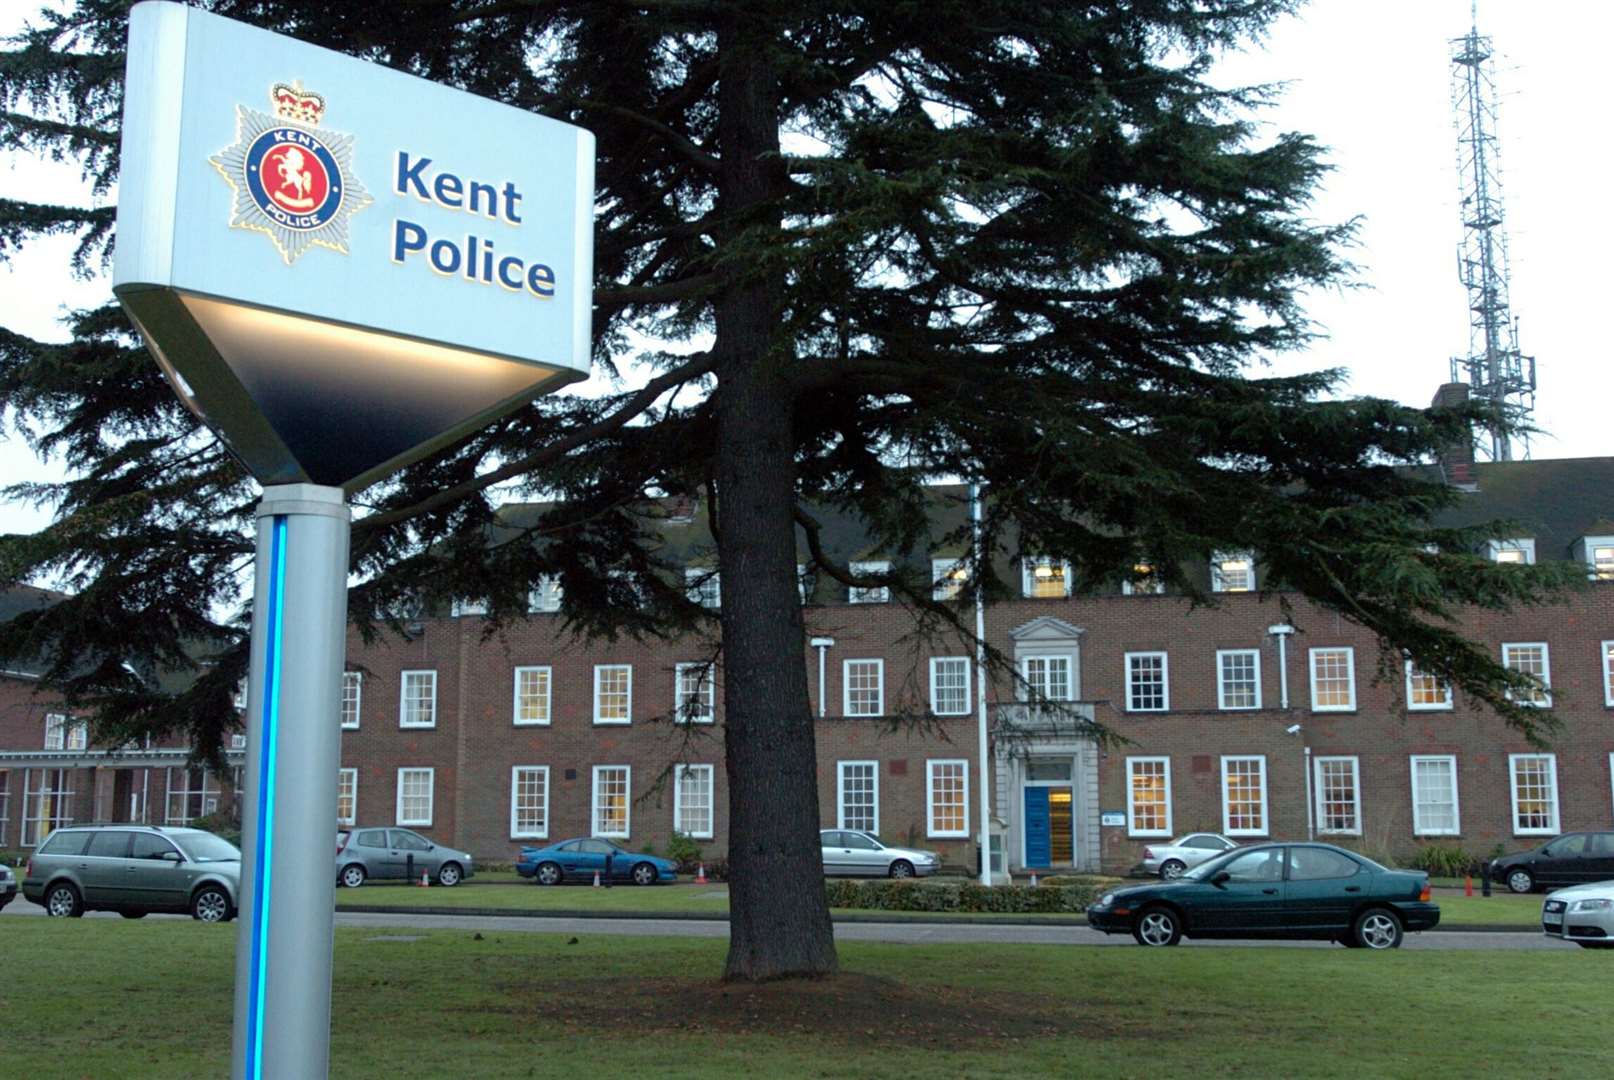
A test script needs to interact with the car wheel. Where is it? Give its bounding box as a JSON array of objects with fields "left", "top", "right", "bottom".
[
  {"left": 888, "top": 860, "right": 915, "bottom": 880},
  {"left": 632, "top": 862, "right": 658, "bottom": 886},
  {"left": 192, "top": 885, "right": 232, "bottom": 923},
  {"left": 437, "top": 862, "right": 462, "bottom": 887},
  {"left": 1132, "top": 905, "right": 1182, "bottom": 947},
  {"left": 1506, "top": 868, "right": 1534, "bottom": 894},
  {"left": 535, "top": 862, "right": 562, "bottom": 886},
  {"left": 1352, "top": 908, "right": 1403, "bottom": 950},
  {"left": 45, "top": 882, "right": 83, "bottom": 918},
  {"left": 339, "top": 864, "right": 367, "bottom": 888},
  {"left": 1159, "top": 859, "right": 1187, "bottom": 880},
  {"left": 120, "top": 910, "right": 148, "bottom": 919}
]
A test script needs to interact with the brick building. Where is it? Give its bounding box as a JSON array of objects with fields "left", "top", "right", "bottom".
[{"left": 4, "top": 453, "right": 1613, "bottom": 876}]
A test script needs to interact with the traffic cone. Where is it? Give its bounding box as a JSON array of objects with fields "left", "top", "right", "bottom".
[
  {"left": 592, "top": 870, "right": 601, "bottom": 887},
  {"left": 420, "top": 871, "right": 430, "bottom": 887},
  {"left": 695, "top": 863, "right": 708, "bottom": 885},
  {"left": 1465, "top": 875, "right": 1474, "bottom": 897}
]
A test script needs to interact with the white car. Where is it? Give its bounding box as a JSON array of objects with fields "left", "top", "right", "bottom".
[
  {"left": 1540, "top": 880, "right": 1614, "bottom": 949},
  {"left": 1143, "top": 832, "right": 1240, "bottom": 879}
]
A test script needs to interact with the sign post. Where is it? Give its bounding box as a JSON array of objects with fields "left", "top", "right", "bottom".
[{"left": 113, "top": 5, "right": 594, "bottom": 1076}]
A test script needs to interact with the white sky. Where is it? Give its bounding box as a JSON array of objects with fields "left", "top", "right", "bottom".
[{"left": 0, "top": 0, "right": 1608, "bottom": 539}]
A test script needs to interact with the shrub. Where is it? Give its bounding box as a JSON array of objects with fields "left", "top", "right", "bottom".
[
  {"left": 823, "top": 878, "right": 1102, "bottom": 914},
  {"left": 666, "top": 831, "right": 704, "bottom": 873},
  {"left": 1404, "top": 843, "right": 1483, "bottom": 878}
]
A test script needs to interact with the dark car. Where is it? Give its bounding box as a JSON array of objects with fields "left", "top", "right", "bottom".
[
  {"left": 515, "top": 838, "right": 677, "bottom": 886},
  {"left": 0, "top": 862, "right": 17, "bottom": 910},
  {"left": 1087, "top": 842, "right": 1439, "bottom": 949},
  {"left": 1490, "top": 832, "right": 1614, "bottom": 894}
]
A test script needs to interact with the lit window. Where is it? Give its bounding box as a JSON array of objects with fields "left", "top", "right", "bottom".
[
  {"left": 932, "top": 557, "right": 970, "bottom": 601},
  {"left": 1603, "top": 641, "right": 1614, "bottom": 708},
  {"left": 527, "top": 576, "right": 562, "bottom": 614},
  {"left": 926, "top": 760, "right": 968, "bottom": 838},
  {"left": 1021, "top": 556, "right": 1071, "bottom": 599},
  {"left": 1121, "top": 564, "right": 1165, "bottom": 596},
  {"left": 848, "top": 560, "right": 890, "bottom": 604},
  {"left": 396, "top": 767, "right": 434, "bottom": 827},
  {"left": 929, "top": 657, "right": 971, "bottom": 716},
  {"left": 837, "top": 761, "right": 878, "bottom": 833},
  {"left": 66, "top": 719, "right": 87, "bottom": 751},
  {"left": 1211, "top": 552, "right": 1255, "bottom": 593},
  {"left": 400, "top": 670, "right": 437, "bottom": 728},
  {"left": 674, "top": 764, "right": 715, "bottom": 839},
  {"left": 1589, "top": 541, "right": 1614, "bottom": 581},
  {"left": 592, "top": 765, "right": 630, "bottom": 837},
  {"left": 1309, "top": 648, "right": 1356, "bottom": 711},
  {"left": 1508, "top": 754, "right": 1559, "bottom": 835},
  {"left": 1220, "top": 756, "right": 1267, "bottom": 836},
  {"left": 1489, "top": 538, "right": 1535, "bottom": 565},
  {"left": 1126, "top": 757, "right": 1172, "bottom": 837},
  {"left": 675, "top": 663, "right": 716, "bottom": 724},
  {"left": 1315, "top": 757, "right": 1361, "bottom": 835},
  {"left": 843, "top": 659, "right": 885, "bottom": 717},
  {"left": 685, "top": 568, "right": 720, "bottom": 609},
  {"left": 593, "top": 664, "right": 633, "bottom": 724},
  {"left": 1404, "top": 662, "right": 1452, "bottom": 711},
  {"left": 21, "top": 768, "right": 73, "bottom": 846},
  {"left": 341, "top": 672, "right": 362, "bottom": 729},
  {"left": 1410, "top": 756, "right": 1459, "bottom": 836},
  {"left": 513, "top": 666, "right": 552, "bottom": 726},
  {"left": 165, "top": 768, "right": 221, "bottom": 825},
  {"left": 1217, "top": 650, "right": 1261, "bottom": 710},
  {"left": 1020, "top": 655, "right": 1073, "bottom": 702},
  {"left": 1502, "top": 643, "right": 1551, "bottom": 707},
  {"left": 510, "top": 766, "right": 549, "bottom": 839},
  {"left": 1125, "top": 652, "right": 1169, "bottom": 712},
  {"left": 337, "top": 768, "right": 358, "bottom": 826}
]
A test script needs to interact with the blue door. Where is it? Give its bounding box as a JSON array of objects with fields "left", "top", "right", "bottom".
[{"left": 1024, "top": 788, "right": 1052, "bottom": 868}]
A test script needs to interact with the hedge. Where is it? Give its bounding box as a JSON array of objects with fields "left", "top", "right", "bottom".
[{"left": 823, "top": 877, "right": 1106, "bottom": 914}]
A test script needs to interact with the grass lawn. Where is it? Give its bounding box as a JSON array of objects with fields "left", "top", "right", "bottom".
[
  {"left": 4, "top": 920, "right": 1604, "bottom": 1078},
  {"left": 1435, "top": 894, "right": 1540, "bottom": 927}
]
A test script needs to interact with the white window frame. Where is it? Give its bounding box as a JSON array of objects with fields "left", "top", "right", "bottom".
[
  {"left": 1125, "top": 757, "right": 1173, "bottom": 838},
  {"left": 931, "top": 557, "right": 970, "bottom": 601},
  {"left": 836, "top": 760, "right": 879, "bottom": 834},
  {"left": 395, "top": 767, "right": 435, "bottom": 827},
  {"left": 1020, "top": 556, "right": 1071, "bottom": 599},
  {"left": 928, "top": 656, "right": 971, "bottom": 716},
  {"left": 1404, "top": 661, "right": 1453, "bottom": 711},
  {"left": 337, "top": 768, "right": 358, "bottom": 827},
  {"left": 1211, "top": 551, "right": 1256, "bottom": 593},
  {"left": 1121, "top": 563, "right": 1165, "bottom": 596},
  {"left": 510, "top": 765, "right": 550, "bottom": 839},
  {"left": 1019, "top": 654, "right": 1074, "bottom": 702},
  {"left": 1507, "top": 753, "right": 1560, "bottom": 836},
  {"left": 1124, "top": 651, "right": 1170, "bottom": 712},
  {"left": 527, "top": 576, "right": 562, "bottom": 614},
  {"left": 674, "top": 662, "right": 716, "bottom": 724},
  {"left": 1502, "top": 642, "right": 1552, "bottom": 707},
  {"left": 684, "top": 567, "right": 721, "bottom": 609},
  {"left": 1308, "top": 647, "right": 1357, "bottom": 712},
  {"left": 592, "top": 664, "right": 633, "bottom": 725},
  {"left": 1314, "top": 756, "right": 1362, "bottom": 836},
  {"left": 341, "top": 671, "right": 362, "bottom": 730},
  {"left": 591, "top": 765, "right": 631, "bottom": 838},
  {"left": 1410, "top": 755, "right": 1461, "bottom": 837},
  {"left": 21, "top": 768, "right": 74, "bottom": 847},
  {"left": 1603, "top": 640, "right": 1614, "bottom": 708},
  {"left": 1219, "top": 755, "right": 1268, "bottom": 837},
  {"left": 848, "top": 560, "right": 890, "bottom": 604},
  {"left": 673, "top": 763, "right": 715, "bottom": 839},
  {"left": 450, "top": 597, "right": 488, "bottom": 617},
  {"left": 399, "top": 670, "right": 438, "bottom": 729},
  {"left": 925, "top": 759, "right": 969, "bottom": 839},
  {"left": 513, "top": 665, "right": 553, "bottom": 726},
  {"left": 796, "top": 563, "right": 814, "bottom": 604},
  {"left": 1489, "top": 538, "right": 1536, "bottom": 565},
  {"left": 164, "top": 767, "right": 221, "bottom": 825},
  {"left": 1587, "top": 536, "right": 1614, "bottom": 581},
  {"left": 843, "top": 659, "right": 885, "bottom": 717},
  {"left": 43, "top": 713, "right": 67, "bottom": 751},
  {"left": 1216, "top": 649, "right": 1262, "bottom": 710}
]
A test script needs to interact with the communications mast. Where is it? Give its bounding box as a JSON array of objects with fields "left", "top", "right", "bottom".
[{"left": 1449, "top": 5, "right": 1535, "bottom": 461}]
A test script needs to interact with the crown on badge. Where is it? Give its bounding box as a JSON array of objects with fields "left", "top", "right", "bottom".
[{"left": 271, "top": 81, "right": 325, "bottom": 125}]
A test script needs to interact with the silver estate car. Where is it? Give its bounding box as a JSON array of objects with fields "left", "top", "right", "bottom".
[
  {"left": 22, "top": 825, "right": 240, "bottom": 921},
  {"left": 820, "top": 829, "right": 940, "bottom": 878},
  {"left": 336, "top": 827, "right": 475, "bottom": 887}
]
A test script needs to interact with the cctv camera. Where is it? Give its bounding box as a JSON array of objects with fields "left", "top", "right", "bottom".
[{"left": 1284, "top": 723, "right": 1302, "bottom": 735}]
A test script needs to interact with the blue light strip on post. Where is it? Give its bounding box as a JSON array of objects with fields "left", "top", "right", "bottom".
[{"left": 246, "top": 515, "right": 287, "bottom": 1080}]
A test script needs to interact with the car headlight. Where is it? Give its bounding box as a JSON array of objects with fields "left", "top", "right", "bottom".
[
  {"left": 1571, "top": 898, "right": 1614, "bottom": 912},
  {"left": 1096, "top": 893, "right": 1115, "bottom": 908}
]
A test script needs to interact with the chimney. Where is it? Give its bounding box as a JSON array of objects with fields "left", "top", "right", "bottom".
[{"left": 1429, "top": 382, "right": 1475, "bottom": 486}]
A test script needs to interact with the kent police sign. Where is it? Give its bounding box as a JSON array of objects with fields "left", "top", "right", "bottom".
[{"left": 115, "top": 2, "right": 594, "bottom": 492}]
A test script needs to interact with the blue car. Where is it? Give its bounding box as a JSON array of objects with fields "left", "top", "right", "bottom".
[{"left": 515, "top": 838, "right": 678, "bottom": 886}]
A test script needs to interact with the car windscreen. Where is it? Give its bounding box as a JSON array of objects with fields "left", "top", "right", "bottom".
[
  {"left": 1182, "top": 848, "right": 1244, "bottom": 880},
  {"left": 174, "top": 832, "right": 242, "bottom": 862}
]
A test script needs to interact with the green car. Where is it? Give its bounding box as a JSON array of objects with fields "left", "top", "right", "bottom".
[{"left": 1087, "top": 842, "right": 1438, "bottom": 949}]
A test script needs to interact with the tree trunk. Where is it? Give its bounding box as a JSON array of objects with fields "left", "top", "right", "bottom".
[{"left": 714, "top": 19, "right": 838, "bottom": 982}]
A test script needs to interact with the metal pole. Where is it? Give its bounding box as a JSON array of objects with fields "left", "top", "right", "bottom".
[
  {"left": 1303, "top": 745, "right": 1314, "bottom": 842},
  {"left": 232, "top": 484, "right": 350, "bottom": 1080},
  {"left": 972, "top": 483, "right": 992, "bottom": 887}
]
